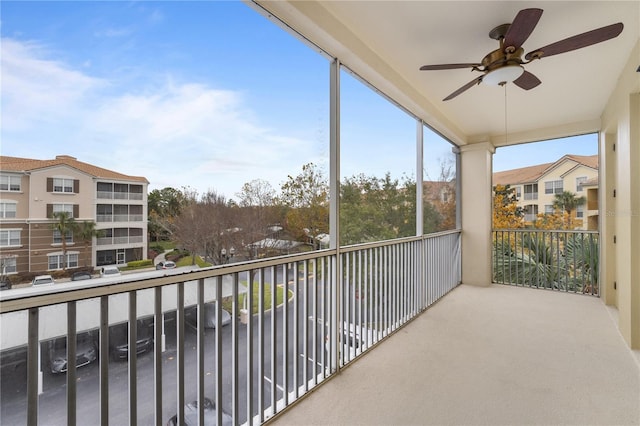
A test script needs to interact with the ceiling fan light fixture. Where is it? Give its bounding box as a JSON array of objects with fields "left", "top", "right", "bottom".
[{"left": 483, "top": 65, "right": 524, "bottom": 86}]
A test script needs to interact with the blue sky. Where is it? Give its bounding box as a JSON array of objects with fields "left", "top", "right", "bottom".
[{"left": 1, "top": 1, "right": 597, "bottom": 198}]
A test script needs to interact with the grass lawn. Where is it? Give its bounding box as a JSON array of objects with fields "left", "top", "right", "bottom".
[
  {"left": 176, "top": 255, "right": 212, "bottom": 268},
  {"left": 222, "top": 281, "right": 291, "bottom": 314}
]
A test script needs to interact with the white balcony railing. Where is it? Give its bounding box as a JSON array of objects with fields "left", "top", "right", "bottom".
[
  {"left": 97, "top": 191, "right": 144, "bottom": 201},
  {"left": 492, "top": 229, "right": 599, "bottom": 295},
  {"left": 0, "top": 230, "right": 461, "bottom": 425}
]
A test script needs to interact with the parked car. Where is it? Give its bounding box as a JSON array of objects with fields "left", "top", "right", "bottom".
[
  {"left": 109, "top": 318, "right": 154, "bottom": 361},
  {"left": 185, "top": 303, "right": 232, "bottom": 331},
  {"left": 166, "top": 398, "right": 233, "bottom": 426},
  {"left": 326, "top": 322, "right": 378, "bottom": 360},
  {"left": 0, "top": 276, "right": 12, "bottom": 290},
  {"left": 71, "top": 271, "right": 93, "bottom": 281},
  {"left": 156, "top": 261, "right": 177, "bottom": 270},
  {"left": 32, "top": 275, "right": 55, "bottom": 286},
  {"left": 0, "top": 345, "right": 27, "bottom": 372},
  {"left": 100, "top": 265, "right": 121, "bottom": 278},
  {"left": 48, "top": 332, "right": 97, "bottom": 373}
]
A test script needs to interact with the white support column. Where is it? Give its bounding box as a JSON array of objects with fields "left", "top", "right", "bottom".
[
  {"left": 460, "top": 142, "right": 495, "bottom": 287},
  {"left": 600, "top": 132, "right": 617, "bottom": 306},
  {"left": 615, "top": 93, "right": 640, "bottom": 348}
]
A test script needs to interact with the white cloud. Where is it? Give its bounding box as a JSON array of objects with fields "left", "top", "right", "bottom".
[
  {"left": 1, "top": 38, "right": 105, "bottom": 131},
  {"left": 1, "top": 38, "right": 317, "bottom": 198}
]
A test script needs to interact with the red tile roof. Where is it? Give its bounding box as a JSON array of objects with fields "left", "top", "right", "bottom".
[{"left": 0, "top": 155, "right": 148, "bottom": 183}]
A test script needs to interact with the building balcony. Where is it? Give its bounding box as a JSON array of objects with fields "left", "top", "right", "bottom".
[
  {"left": 2, "top": 229, "right": 638, "bottom": 425},
  {"left": 270, "top": 283, "right": 640, "bottom": 426}
]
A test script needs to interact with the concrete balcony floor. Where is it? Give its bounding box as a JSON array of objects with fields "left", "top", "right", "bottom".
[{"left": 271, "top": 284, "right": 640, "bottom": 426}]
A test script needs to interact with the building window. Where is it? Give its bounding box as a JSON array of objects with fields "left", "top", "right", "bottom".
[
  {"left": 576, "top": 176, "right": 588, "bottom": 192},
  {"left": 48, "top": 253, "right": 78, "bottom": 270},
  {"left": 515, "top": 186, "right": 522, "bottom": 200},
  {"left": 524, "top": 184, "right": 538, "bottom": 200},
  {"left": 53, "top": 178, "right": 74, "bottom": 193},
  {"left": 53, "top": 203, "right": 74, "bottom": 217},
  {"left": 53, "top": 230, "right": 74, "bottom": 244},
  {"left": 545, "top": 180, "right": 563, "bottom": 194},
  {"left": 545, "top": 205, "right": 554, "bottom": 214},
  {"left": 576, "top": 205, "right": 585, "bottom": 218},
  {"left": 0, "top": 230, "right": 21, "bottom": 247},
  {"left": 1, "top": 257, "right": 17, "bottom": 274},
  {"left": 0, "top": 175, "right": 21, "bottom": 192},
  {"left": 523, "top": 204, "right": 539, "bottom": 222},
  {"left": 0, "top": 202, "right": 17, "bottom": 218}
]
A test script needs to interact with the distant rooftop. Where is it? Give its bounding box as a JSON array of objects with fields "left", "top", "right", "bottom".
[
  {"left": 493, "top": 154, "right": 598, "bottom": 186},
  {"left": 0, "top": 155, "right": 148, "bottom": 183}
]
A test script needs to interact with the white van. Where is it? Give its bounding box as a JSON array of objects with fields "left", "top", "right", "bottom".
[
  {"left": 32, "top": 275, "right": 55, "bottom": 286},
  {"left": 100, "top": 265, "right": 121, "bottom": 278}
]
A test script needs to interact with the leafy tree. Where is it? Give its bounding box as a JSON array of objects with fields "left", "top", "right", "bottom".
[
  {"left": 534, "top": 211, "right": 582, "bottom": 230},
  {"left": 171, "top": 189, "right": 239, "bottom": 265},
  {"left": 236, "top": 179, "right": 285, "bottom": 258},
  {"left": 148, "top": 187, "right": 187, "bottom": 241},
  {"left": 340, "top": 173, "right": 416, "bottom": 245},
  {"left": 75, "top": 221, "right": 102, "bottom": 267},
  {"left": 492, "top": 184, "right": 524, "bottom": 229},
  {"left": 425, "top": 157, "right": 457, "bottom": 231},
  {"left": 280, "top": 163, "right": 329, "bottom": 245},
  {"left": 50, "top": 211, "right": 77, "bottom": 270},
  {"left": 552, "top": 191, "right": 586, "bottom": 228}
]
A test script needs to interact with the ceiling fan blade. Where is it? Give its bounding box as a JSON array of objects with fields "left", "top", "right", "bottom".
[
  {"left": 420, "top": 63, "right": 481, "bottom": 71},
  {"left": 443, "top": 76, "right": 483, "bottom": 101},
  {"left": 503, "top": 8, "right": 543, "bottom": 51},
  {"left": 525, "top": 22, "right": 623, "bottom": 60},
  {"left": 513, "top": 70, "right": 541, "bottom": 90}
]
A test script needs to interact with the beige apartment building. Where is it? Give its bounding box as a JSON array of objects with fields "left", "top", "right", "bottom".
[
  {"left": 0, "top": 155, "right": 148, "bottom": 276},
  {"left": 493, "top": 154, "right": 598, "bottom": 228}
]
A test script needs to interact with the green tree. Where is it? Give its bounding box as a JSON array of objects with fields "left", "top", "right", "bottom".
[
  {"left": 492, "top": 184, "right": 524, "bottom": 229},
  {"left": 148, "top": 187, "right": 187, "bottom": 241},
  {"left": 552, "top": 191, "right": 586, "bottom": 227},
  {"left": 75, "top": 221, "right": 102, "bottom": 267},
  {"left": 280, "top": 163, "right": 329, "bottom": 246},
  {"left": 340, "top": 173, "right": 416, "bottom": 245},
  {"left": 50, "top": 211, "right": 77, "bottom": 270},
  {"left": 236, "top": 179, "right": 284, "bottom": 259}
]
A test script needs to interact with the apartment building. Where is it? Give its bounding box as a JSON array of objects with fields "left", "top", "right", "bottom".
[
  {"left": 493, "top": 154, "right": 598, "bottom": 228},
  {"left": 0, "top": 155, "right": 148, "bottom": 276}
]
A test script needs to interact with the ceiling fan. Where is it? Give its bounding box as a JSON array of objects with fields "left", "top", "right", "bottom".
[{"left": 419, "top": 8, "right": 623, "bottom": 101}]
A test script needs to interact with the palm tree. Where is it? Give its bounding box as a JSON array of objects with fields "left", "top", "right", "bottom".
[
  {"left": 552, "top": 191, "right": 586, "bottom": 218},
  {"left": 50, "top": 211, "right": 77, "bottom": 270},
  {"left": 76, "top": 220, "right": 102, "bottom": 267},
  {"left": 564, "top": 232, "right": 599, "bottom": 294},
  {"left": 493, "top": 231, "right": 568, "bottom": 290}
]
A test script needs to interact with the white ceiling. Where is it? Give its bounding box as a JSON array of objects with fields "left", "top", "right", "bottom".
[{"left": 256, "top": 1, "right": 639, "bottom": 147}]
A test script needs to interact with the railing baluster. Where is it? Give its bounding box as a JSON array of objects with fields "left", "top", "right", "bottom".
[
  {"left": 231, "top": 272, "right": 239, "bottom": 425},
  {"left": 246, "top": 270, "right": 254, "bottom": 426},
  {"left": 176, "top": 283, "right": 185, "bottom": 426},
  {"left": 67, "top": 301, "right": 77, "bottom": 426},
  {"left": 153, "top": 288, "right": 162, "bottom": 426},
  {"left": 100, "top": 296, "right": 109, "bottom": 426},
  {"left": 196, "top": 278, "right": 205, "bottom": 425},
  {"left": 128, "top": 291, "right": 137, "bottom": 426},
  {"left": 215, "top": 276, "right": 223, "bottom": 426},
  {"left": 258, "top": 268, "right": 264, "bottom": 423}
]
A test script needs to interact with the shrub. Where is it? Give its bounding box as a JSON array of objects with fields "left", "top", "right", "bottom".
[{"left": 127, "top": 259, "right": 154, "bottom": 268}]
